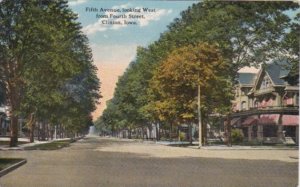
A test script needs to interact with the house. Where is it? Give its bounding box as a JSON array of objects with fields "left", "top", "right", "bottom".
[{"left": 230, "top": 60, "right": 299, "bottom": 144}]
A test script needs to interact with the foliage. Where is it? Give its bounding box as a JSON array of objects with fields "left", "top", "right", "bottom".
[
  {"left": 148, "top": 43, "right": 232, "bottom": 125},
  {"left": 231, "top": 129, "right": 244, "bottom": 143},
  {"left": 179, "top": 132, "right": 186, "bottom": 141},
  {"left": 282, "top": 12, "right": 300, "bottom": 77},
  {"left": 165, "top": 1, "right": 299, "bottom": 69},
  {"left": 0, "top": 0, "right": 100, "bottom": 146},
  {"left": 96, "top": 1, "right": 299, "bottom": 137}
]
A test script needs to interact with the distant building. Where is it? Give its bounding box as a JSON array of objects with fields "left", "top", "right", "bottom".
[{"left": 230, "top": 60, "right": 299, "bottom": 144}]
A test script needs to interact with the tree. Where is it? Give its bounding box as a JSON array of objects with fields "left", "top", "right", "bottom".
[
  {"left": 165, "top": 1, "right": 299, "bottom": 69},
  {"left": 282, "top": 12, "right": 300, "bottom": 78},
  {"left": 95, "top": 1, "right": 299, "bottom": 141},
  {"left": 0, "top": 0, "right": 100, "bottom": 146},
  {"left": 147, "top": 43, "right": 232, "bottom": 143}
]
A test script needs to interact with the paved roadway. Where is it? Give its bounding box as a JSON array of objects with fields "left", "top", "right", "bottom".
[{"left": 0, "top": 137, "right": 298, "bottom": 187}]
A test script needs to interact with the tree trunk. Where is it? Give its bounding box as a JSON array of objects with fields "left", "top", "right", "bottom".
[
  {"left": 46, "top": 123, "right": 49, "bottom": 141},
  {"left": 27, "top": 113, "right": 36, "bottom": 143},
  {"left": 9, "top": 115, "right": 18, "bottom": 147},
  {"left": 148, "top": 124, "right": 152, "bottom": 140},
  {"left": 0, "top": 115, "right": 3, "bottom": 135},
  {"left": 177, "top": 126, "right": 180, "bottom": 141},
  {"left": 50, "top": 126, "right": 54, "bottom": 140},
  {"left": 169, "top": 122, "right": 173, "bottom": 141},
  {"left": 156, "top": 123, "right": 160, "bottom": 141},
  {"left": 29, "top": 122, "right": 35, "bottom": 143},
  {"left": 224, "top": 115, "right": 232, "bottom": 147},
  {"left": 128, "top": 127, "right": 132, "bottom": 139},
  {"left": 146, "top": 127, "right": 149, "bottom": 140},
  {"left": 41, "top": 121, "right": 46, "bottom": 141},
  {"left": 189, "top": 123, "right": 193, "bottom": 145},
  {"left": 59, "top": 124, "right": 62, "bottom": 138},
  {"left": 202, "top": 121, "right": 206, "bottom": 146},
  {"left": 201, "top": 118, "right": 207, "bottom": 146},
  {"left": 227, "top": 115, "right": 232, "bottom": 147}
]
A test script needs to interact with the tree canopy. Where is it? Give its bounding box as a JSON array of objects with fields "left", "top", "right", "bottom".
[
  {"left": 96, "top": 1, "right": 299, "bottom": 138},
  {"left": 0, "top": 0, "right": 100, "bottom": 146}
]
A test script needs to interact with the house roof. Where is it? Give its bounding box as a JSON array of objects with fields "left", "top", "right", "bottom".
[
  {"left": 237, "top": 73, "right": 256, "bottom": 85},
  {"left": 265, "top": 59, "right": 290, "bottom": 86}
]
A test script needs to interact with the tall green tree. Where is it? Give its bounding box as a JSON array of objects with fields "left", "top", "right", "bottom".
[
  {"left": 165, "top": 1, "right": 299, "bottom": 69},
  {"left": 0, "top": 0, "right": 100, "bottom": 146},
  {"left": 96, "top": 1, "right": 299, "bottom": 140},
  {"left": 282, "top": 12, "right": 300, "bottom": 78}
]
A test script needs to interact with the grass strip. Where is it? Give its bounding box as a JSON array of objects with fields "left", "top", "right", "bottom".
[
  {"left": 0, "top": 158, "right": 24, "bottom": 171},
  {"left": 0, "top": 141, "right": 28, "bottom": 146},
  {"left": 24, "top": 139, "right": 75, "bottom": 150}
]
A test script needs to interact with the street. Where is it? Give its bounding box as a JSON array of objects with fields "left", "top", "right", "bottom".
[{"left": 0, "top": 137, "right": 298, "bottom": 187}]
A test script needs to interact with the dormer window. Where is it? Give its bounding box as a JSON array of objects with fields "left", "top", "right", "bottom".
[{"left": 260, "top": 75, "right": 272, "bottom": 89}]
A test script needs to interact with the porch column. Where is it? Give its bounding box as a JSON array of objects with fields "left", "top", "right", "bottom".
[
  {"left": 248, "top": 126, "right": 252, "bottom": 141},
  {"left": 275, "top": 93, "right": 282, "bottom": 107},
  {"left": 296, "top": 126, "right": 299, "bottom": 145},
  {"left": 257, "top": 125, "right": 263, "bottom": 142}
]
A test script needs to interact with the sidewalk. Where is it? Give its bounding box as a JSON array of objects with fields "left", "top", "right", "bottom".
[
  {"left": 187, "top": 145, "right": 299, "bottom": 150},
  {"left": 101, "top": 137, "right": 299, "bottom": 151},
  {"left": 0, "top": 137, "right": 72, "bottom": 151},
  {"left": 155, "top": 141, "right": 299, "bottom": 150}
]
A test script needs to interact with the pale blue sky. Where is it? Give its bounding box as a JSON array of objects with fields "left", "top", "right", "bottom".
[
  {"left": 69, "top": 0, "right": 198, "bottom": 65},
  {"left": 67, "top": 0, "right": 299, "bottom": 118},
  {"left": 68, "top": 0, "right": 198, "bottom": 118}
]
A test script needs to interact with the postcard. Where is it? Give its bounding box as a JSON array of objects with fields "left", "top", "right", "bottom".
[{"left": 0, "top": 0, "right": 299, "bottom": 186}]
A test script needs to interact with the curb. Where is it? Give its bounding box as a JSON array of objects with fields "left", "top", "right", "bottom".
[
  {"left": 157, "top": 144, "right": 298, "bottom": 150},
  {"left": 0, "top": 137, "right": 81, "bottom": 151},
  {"left": 186, "top": 145, "right": 299, "bottom": 150},
  {"left": 0, "top": 147, "right": 24, "bottom": 151},
  {"left": 289, "top": 156, "right": 299, "bottom": 159},
  {"left": 0, "top": 159, "right": 27, "bottom": 178}
]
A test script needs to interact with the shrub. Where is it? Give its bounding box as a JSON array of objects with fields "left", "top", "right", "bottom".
[
  {"left": 179, "top": 132, "right": 186, "bottom": 141},
  {"left": 231, "top": 129, "right": 243, "bottom": 143}
]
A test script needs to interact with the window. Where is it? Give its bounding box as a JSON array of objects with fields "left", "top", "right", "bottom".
[
  {"left": 235, "top": 88, "right": 239, "bottom": 97},
  {"left": 241, "top": 89, "right": 247, "bottom": 96},
  {"left": 254, "top": 100, "right": 259, "bottom": 108},
  {"left": 260, "top": 75, "right": 272, "bottom": 89},
  {"left": 241, "top": 101, "right": 247, "bottom": 110}
]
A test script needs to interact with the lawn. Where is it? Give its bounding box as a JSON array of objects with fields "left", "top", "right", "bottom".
[
  {"left": 24, "top": 139, "right": 75, "bottom": 150},
  {"left": 0, "top": 141, "right": 29, "bottom": 146},
  {"left": 0, "top": 158, "right": 24, "bottom": 171}
]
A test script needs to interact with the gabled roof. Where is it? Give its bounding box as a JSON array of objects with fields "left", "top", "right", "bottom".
[
  {"left": 237, "top": 73, "right": 256, "bottom": 85},
  {"left": 265, "top": 59, "right": 290, "bottom": 86},
  {"left": 248, "top": 59, "right": 293, "bottom": 95}
]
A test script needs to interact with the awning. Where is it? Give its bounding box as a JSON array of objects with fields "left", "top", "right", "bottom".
[
  {"left": 231, "top": 118, "right": 240, "bottom": 126},
  {"left": 258, "top": 114, "right": 280, "bottom": 125},
  {"left": 242, "top": 116, "right": 258, "bottom": 126},
  {"left": 282, "top": 115, "right": 299, "bottom": 126}
]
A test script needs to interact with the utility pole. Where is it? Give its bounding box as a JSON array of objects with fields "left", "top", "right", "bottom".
[{"left": 198, "top": 73, "right": 202, "bottom": 148}]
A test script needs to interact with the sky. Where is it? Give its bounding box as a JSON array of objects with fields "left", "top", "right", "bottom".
[{"left": 68, "top": 0, "right": 199, "bottom": 120}]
